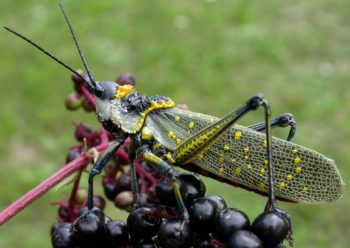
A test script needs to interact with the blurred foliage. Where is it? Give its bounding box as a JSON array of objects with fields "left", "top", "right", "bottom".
[{"left": 0, "top": 0, "right": 349, "bottom": 247}]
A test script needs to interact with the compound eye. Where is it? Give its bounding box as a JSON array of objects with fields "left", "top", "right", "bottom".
[{"left": 96, "top": 81, "right": 118, "bottom": 100}]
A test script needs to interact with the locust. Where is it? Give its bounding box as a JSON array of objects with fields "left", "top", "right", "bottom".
[{"left": 4, "top": 3, "right": 343, "bottom": 243}]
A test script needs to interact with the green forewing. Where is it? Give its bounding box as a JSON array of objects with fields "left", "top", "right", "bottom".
[{"left": 145, "top": 107, "right": 343, "bottom": 204}]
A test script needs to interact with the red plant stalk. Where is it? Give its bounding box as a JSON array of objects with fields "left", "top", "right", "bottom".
[{"left": 0, "top": 142, "right": 111, "bottom": 226}]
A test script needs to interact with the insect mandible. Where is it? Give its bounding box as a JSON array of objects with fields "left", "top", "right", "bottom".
[{"left": 4, "top": 3, "right": 344, "bottom": 235}]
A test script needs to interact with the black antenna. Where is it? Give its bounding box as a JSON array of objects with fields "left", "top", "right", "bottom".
[
  {"left": 3, "top": 26, "right": 94, "bottom": 90},
  {"left": 59, "top": 3, "right": 101, "bottom": 92}
]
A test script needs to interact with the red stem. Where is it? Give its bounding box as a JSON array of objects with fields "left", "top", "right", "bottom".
[
  {"left": 80, "top": 84, "right": 96, "bottom": 107},
  {"left": 67, "top": 169, "right": 83, "bottom": 222},
  {"left": 0, "top": 142, "right": 110, "bottom": 226}
]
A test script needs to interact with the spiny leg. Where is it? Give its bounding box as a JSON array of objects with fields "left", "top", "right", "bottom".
[
  {"left": 250, "top": 115, "right": 295, "bottom": 245},
  {"left": 248, "top": 113, "right": 297, "bottom": 141},
  {"left": 88, "top": 134, "right": 127, "bottom": 209},
  {"left": 127, "top": 143, "right": 140, "bottom": 209},
  {"left": 141, "top": 148, "right": 189, "bottom": 221}
]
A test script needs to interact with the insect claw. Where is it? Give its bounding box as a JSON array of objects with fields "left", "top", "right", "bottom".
[{"left": 86, "top": 147, "right": 99, "bottom": 163}]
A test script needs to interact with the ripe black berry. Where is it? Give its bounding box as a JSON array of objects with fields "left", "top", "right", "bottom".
[
  {"left": 71, "top": 208, "right": 106, "bottom": 248},
  {"left": 105, "top": 220, "right": 130, "bottom": 247},
  {"left": 157, "top": 219, "right": 191, "bottom": 248},
  {"left": 155, "top": 177, "right": 187, "bottom": 206},
  {"left": 127, "top": 207, "right": 162, "bottom": 242},
  {"left": 214, "top": 208, "right": 250, "bottom": 242},
  {"left": 251, "top": 211, "right": 289, "bottom": 246},
  {"left": 206, "top": 195, "right": 227, "bottom": 212},
  {"left": 189, "top": 197, "right": 217, "bottom": 233},
  {"left": 51, "top": 223, "right": 74, "bottom": 248},
  {"left": 177, "top": 173, "right": 206, "bottom": 205},
  {"left": 227, "top": 230, "right": 263, "bottom": 248}
]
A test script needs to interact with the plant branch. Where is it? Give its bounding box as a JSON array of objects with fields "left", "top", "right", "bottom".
[{"left": 0, "top": 142, "right": 110, "bottom": 226}]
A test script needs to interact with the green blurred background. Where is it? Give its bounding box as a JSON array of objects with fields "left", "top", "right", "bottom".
[{"left": 0, "top": 0, "right": 349, "bottom": 247}]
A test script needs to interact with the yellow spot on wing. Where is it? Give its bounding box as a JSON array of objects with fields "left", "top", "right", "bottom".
[
  {"left": 292, "top": 148, "right": 298, "bottom": 154},
  {"left": 224, "top": 145, "right": 230, "bottom": 151},
  {"left": 295, "top": 167, "right": 302, "bottom": 174},
  {"left": 243, "top": 147, "right": 249, "bottom": 153},
  {"left": 263, "top": 139, "right": 267, "bottom": 149},
  {"left": 259, "top": 182, "right": 265, "bottom": 189},
  {"left": 219, "top": 156, "right": 225, "bottom": 163},
  {"left": 260, "top": 168, "right": 265, "bottom": 174},
  {"left": 218, "top": 167, "right": 224, "bottom": 174},
  {"left": 168, "top": 130, "right": 176, "bottom": 139},
  {"left": 286, "top": 174, "right": 293, "bottom": 181},
  {"left": 279, "top": 181, "right": 286, "bottom": 189},
  {"left": 264, "top": 160, "right": 268, "bottom": 166},
  {"left": 247, "top": 164, "right": 252, "bottom": 169},
  {"left": 235, "top": 167, "right": 242, "bottom": 174},
  {"left": 303, "top": 186, "right": 308, "bottom": 193},
  {"left": 175, "top": 116, "right": 180, "bottom": 122},
  {"left": 294, "top": 157, "right": 301, "bottom": 164},
  {"left": 189, "top": 121, "right": 195, "bottom": 129},
  {"left": 234, "top": 131, "right": 242, "bottom": 140},
  {"left": 244, "top": 155, "right": 249, "bottom": 160}
]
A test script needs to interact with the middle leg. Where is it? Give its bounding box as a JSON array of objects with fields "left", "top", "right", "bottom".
[{"left": 248, "top": 113, "right": 297, "bottom": 141}]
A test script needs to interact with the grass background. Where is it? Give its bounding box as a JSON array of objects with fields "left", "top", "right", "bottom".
[{"left": 0, "top": 0, "right": 349, "bottom": 247}]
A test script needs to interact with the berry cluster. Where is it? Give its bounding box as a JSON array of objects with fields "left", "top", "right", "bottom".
[
  {"left": 50, "top": 71, "right": 291, "bottom": 247},
  {"left": 51, "top": 172, "right": 290, "bottom": 248}
]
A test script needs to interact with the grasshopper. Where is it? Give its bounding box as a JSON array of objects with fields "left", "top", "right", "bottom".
[{"left": 4, "top": 4, "right": 343, "bottom": 243}]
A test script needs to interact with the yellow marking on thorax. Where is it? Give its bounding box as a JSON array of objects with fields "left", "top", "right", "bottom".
[
  {"left": 141, "top": 127, "right": 153, "bottom": 140},
  {"left": 115, "top": 84, "right": 134, "bottom": 99},
  {"left": 124, "top": 99, "right": 175, "bottom": 133}
]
